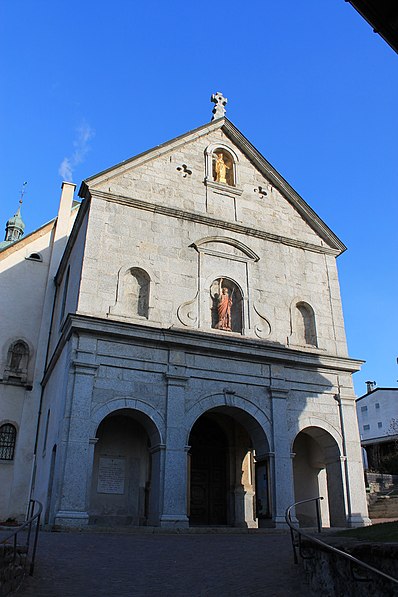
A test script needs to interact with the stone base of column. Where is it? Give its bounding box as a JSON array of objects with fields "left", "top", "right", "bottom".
[
  {"left": 159, "top": 514, "right": 189, "bottom": 528},
  {"left": 54, "top": 510, "right": 89, "bottom": 528},
  {"left": 273, "top": 515, "right": 294, "bottom": 529},
  {"left": 347, "top": 514, "right": 372, "bottom": 527}
]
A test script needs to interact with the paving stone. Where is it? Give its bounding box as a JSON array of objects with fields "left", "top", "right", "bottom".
[{"left": 20, "top": 531, "right": 308, "bottom": 597}]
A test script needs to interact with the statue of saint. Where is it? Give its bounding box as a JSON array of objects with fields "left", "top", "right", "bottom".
[
  {"left": 214, "top": 153, "right": 229, "bottom": 184},
  {"left": 10, "top": 343, "right": 25, "bottom": 370},
  {"left": 216, "top": 279, "right": 233, "bottom": 331}
]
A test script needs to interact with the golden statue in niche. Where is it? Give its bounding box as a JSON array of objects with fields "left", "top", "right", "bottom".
[{"left": 213, "top": 150, "right": 234, "bottom": 185}]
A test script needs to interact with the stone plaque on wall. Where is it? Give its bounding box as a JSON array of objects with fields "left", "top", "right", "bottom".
[{"left": 97, "top": 456, "right": 126, "bottom": 494}]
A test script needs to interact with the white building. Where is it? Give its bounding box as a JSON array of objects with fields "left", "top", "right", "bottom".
[
  {"left": 356, "top": 387, "right": 398, "bottom": 472},
  {"left": 0, "top": 95, "right": 370, "bottom": 528}
]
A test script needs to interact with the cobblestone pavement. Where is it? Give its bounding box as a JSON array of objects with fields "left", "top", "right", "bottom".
[{"left": 18, "top": 530, "right": 308, "bottom": 597}]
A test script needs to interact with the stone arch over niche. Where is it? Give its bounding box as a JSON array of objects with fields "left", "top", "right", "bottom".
[
  {"left": 204, "top": 143, "right": 241, "bottom": 190},
  {"left": 292, "top": 426, "right": 345, "bottom": 528},
  {"left": 109, "top": 267, "right": 151, "bottom": 320},
  {"left": 192, "top": 236, "right": 259, "bottom": 262},
  {"left": 89, "top": 404, "right": 164, "bottom": 527},
  {"left": 186, "top": 397, "right": 271, "bottom": 528},
  {"left": 289, "top": 299, "right": 318, "bottom": 348},
  {"left": 210, "top": 277, "right": 243, "bottom": 333},
  {"left": 3, "top": 339, "right": 30, "bottom": 383},
  {"left": 176, "top": 237, "right": 258, "bottom": 332}
]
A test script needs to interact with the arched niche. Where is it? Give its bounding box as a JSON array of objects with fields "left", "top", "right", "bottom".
[
  {"left": 204, "top": 144, "right": 242, "bottom": 195},
  {"left": 109, "top": 267, "right": 151, "bottom": 320},
  {"left": 210, "top": 277, "right": 243, "bottom": 333},
  {"left": 3, "top": 340, "right": 30, "bottom": 383},
  {"left": 289, "top": 300, "right": 318, "bottom": 348},
  {"left": 296, "top": 302, "right": 317, "bottom": 347},
  {"left": 212, "top": 148, "right": 235, "bottom": 186}
]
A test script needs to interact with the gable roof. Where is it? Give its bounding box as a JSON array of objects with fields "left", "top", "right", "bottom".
[{"left": 79, "top": 117, "right": 346, "bottom": 254}]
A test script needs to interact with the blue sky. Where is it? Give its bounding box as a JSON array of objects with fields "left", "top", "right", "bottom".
[{"left": 1, "top": 1, "right": 397, "bottom": 395}]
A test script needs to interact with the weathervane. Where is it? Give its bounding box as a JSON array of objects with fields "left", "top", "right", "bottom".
[{"left": 19, "top": 181, "right": 27, "bottom": 206}]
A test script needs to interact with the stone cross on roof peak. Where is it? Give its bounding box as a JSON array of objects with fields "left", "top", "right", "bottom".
[{"left": 211, "top": 92, "right": 228, "bottom": 120}]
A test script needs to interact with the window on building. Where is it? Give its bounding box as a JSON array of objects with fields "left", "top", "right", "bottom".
[
  {"left": 0, "top": 424, "right": 17, "bottom": 460},
  {"left": 363, "top": 424, "right": 370, "bottom": 431},
  {"left": 375, "top": 403, "right": 380, "bottom": 409},
  {"left": 378, "top": 422, "right": 383, "bottom": 429},
  {"left": 361, "top": 405, "right": 368, "bottom": 412}
]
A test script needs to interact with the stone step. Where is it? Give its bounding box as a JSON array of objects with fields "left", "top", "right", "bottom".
[{"left": 50, "top": 524, "right": 288, "bottom": 535}]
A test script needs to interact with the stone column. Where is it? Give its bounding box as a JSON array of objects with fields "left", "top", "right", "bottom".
[
  {"left": 54, "top": 361, "right": 98, "bottom": 527},
  {"left": 148, "top": 443, "right": 166, "bottom": 526},
  {"left": 85, "top": 437, "right": 98, "bottom": 515},
  {"left": 336, "top": 393, "right": 371, "bottom": 527},
  {"left": 159, "top": 373, "right": 189, "bottom": 527},
  {"left": 270, "top": 386, "right": 296, "bottom": 527},
  {"left": 317, "top": 467, "right": 330, "bottom": 527}
]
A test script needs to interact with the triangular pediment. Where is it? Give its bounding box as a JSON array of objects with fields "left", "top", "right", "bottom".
[{"left": 79, "top": 118, "right": 345, "bottom": 254}]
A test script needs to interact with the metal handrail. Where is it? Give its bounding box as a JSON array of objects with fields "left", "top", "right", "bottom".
[
  {"left": 0, "top": 499, "right": 42, "bottom": 579},
  {"left": 285, "top": 496, "right": 398, "bottom": 589}
]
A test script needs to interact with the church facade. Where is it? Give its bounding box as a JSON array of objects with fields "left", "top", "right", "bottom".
[{"left": 0, "top": 96, "right": 370, "bottom": 528}]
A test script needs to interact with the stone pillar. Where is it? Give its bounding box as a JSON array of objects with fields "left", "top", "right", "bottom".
[
  {"left": 337, "top": 394, "right": 371, "bottom": 527},
  {"left": 148, "top": 443, "right": 166, "bottom": 526},
  {"left": 159, "top": 373, "right": 189, "bottom": 527},
  {"left": 318, "top": 467, "right": 330, "bottom": 527},
  {"left": 54, "top": 360, "right": 98, "bottom": 527},
  {"left": 270, "top": 386, "right": 296, "bottom": 527},
  {"left": 233, "top": 448, "right": 256, "bottom": 528}
]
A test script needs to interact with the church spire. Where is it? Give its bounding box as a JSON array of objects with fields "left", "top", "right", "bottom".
[{"left": 0, "top": 183, "right": 26, "bottom": 249}]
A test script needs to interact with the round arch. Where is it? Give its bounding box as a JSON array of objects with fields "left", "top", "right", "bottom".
[
  {"left": 292, "top": 425, "right": 346, "bottom": 527},
  {"left": 293, "top": 417, "right": 342, "bottom": 453},
  {"left": 91, "top": 398, "right": 165, "bottom": 446},
  {"left": 186, "top": 395, "right": 271, "bottom": 528},
  {"left": 89, "top": 400, "right": 164, "bottom": 527},
  {"left": 186, "top": 393, "right": 271, "bottom": 455}
]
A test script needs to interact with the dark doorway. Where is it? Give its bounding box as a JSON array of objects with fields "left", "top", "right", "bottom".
[
  {"left": 89, "top": 413, "right": 151, "bottom": 526},
  {"left": 189, "top": 416, "right": 228, "bottom": 525}
]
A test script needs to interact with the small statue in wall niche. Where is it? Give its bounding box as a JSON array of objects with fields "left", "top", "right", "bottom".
[
  {"left": 214, "top": 153, "right": 229, "bottom": 184},
  {"left": 215, "top": 279, "right": 233, "bottom": 331},
  {"left": 212, "top": 149, "right": 235, "bottom": 186}
]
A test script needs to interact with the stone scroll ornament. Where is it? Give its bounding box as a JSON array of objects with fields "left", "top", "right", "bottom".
[
  {"left": 215, "top": 278, "right": 233, "bottom": 331},
  {"left": 177, "top": 292, "right": 198, "bottom": 327},
  {"left": 253, "top": 304, "right": 271, "bottom": 339}
]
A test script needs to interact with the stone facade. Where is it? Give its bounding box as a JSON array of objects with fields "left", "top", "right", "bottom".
[{"left": 0, "top": 112, "right": 370, "bottom": 528}]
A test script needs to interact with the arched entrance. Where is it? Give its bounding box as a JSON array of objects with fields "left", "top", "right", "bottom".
[
  {"left": 188, "top": 407, "right": 270, "bottom": 528},
  {"left": 293, "top": 427, "right": 346, "bottom": 527},
  {"left": 189, "top": 416, "right": 228, "bottom": 525},
  {"left": 89, "top": 409, "right": 160, "bottom": 526}
]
